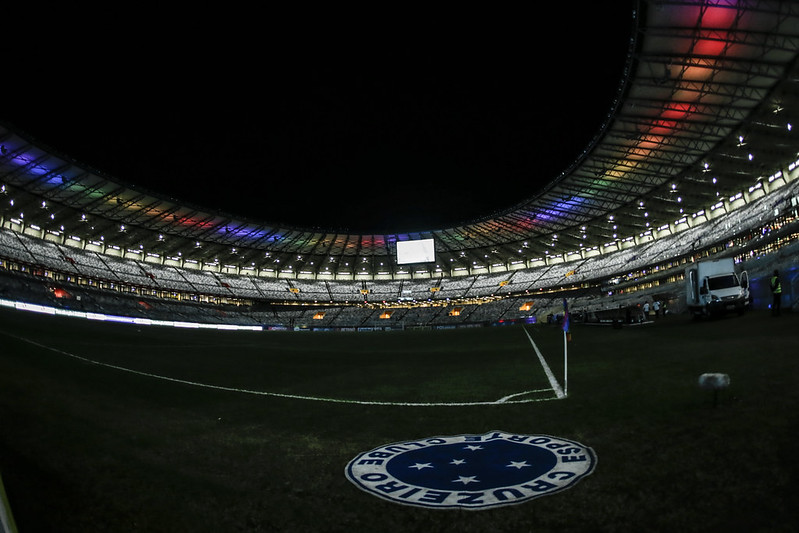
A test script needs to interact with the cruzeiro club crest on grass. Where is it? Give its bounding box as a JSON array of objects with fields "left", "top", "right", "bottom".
[{"left": 345, "top": 430, "right": 596, "bottom": 509}]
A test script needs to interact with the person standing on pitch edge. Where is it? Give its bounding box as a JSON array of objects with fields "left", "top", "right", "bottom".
[{"left": 770, "top": 269, "right": 782, "bottom": 316}]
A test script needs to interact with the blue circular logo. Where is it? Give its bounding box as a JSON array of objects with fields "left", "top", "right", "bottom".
[{"left": 345, "top": 431, "right": 596, "bottom": 509}]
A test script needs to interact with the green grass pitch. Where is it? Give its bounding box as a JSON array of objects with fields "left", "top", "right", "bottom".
[{"left": 1, "top": 307, "right": 798, "bottom": 532}]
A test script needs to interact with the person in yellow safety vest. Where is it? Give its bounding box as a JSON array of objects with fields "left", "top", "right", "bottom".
[{"left": 770, "top": 269, "right": 782, "bottom": 316}]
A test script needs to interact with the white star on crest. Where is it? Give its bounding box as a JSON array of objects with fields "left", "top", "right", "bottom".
[
  {"left": 463, "top": 445, "right": 483, "bottom": 451},
  {"left": 452, "top": 475, "right": 479, "bottom": 485},
  {"left": 507, "top": 460, "right": 531, "bottom": 469},
  {"left": 408, "top": 462, "right": 433, "bottom": 470},
  {"left": 450, "top": 458, "right": 466, "bottom": 465}
]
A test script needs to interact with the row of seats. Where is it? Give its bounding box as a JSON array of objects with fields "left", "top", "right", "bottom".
[
  {"left": 1, "top": 178, "right": 796, "bottom": 313},
  {"left": 0, "top": 273, "right": 557, "bottom": 329}
]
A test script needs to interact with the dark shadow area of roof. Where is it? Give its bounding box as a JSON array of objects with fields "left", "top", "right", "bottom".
[{"left": 3, "top": 5, "right": 633, "bottom": 234}]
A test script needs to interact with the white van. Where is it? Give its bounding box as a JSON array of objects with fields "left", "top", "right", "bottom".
[{"left": 685, "top": 258, "right": 749, "bottom": 317}]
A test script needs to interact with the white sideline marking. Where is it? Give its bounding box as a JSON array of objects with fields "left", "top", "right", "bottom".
[
  {"left": 496, "top": 389, "right": 552, "bottom": 403},
  {"left": 5, "top": 333, "right": 558, "bottom": 407},
  {"left": 522, "top": 327, "right": 566, "bottom": 399}
]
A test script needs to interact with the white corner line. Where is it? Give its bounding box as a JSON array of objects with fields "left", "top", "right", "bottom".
[
  {"left": 3, "top": 332, "right": 559, "bottom": 407},
  {"left": 522, "top": 327, "right": 566, "bottom": 399}
]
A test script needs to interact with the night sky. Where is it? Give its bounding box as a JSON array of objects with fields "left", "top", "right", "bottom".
[{"left": 3, "top": 6, "right": 633, "bottom": 234}]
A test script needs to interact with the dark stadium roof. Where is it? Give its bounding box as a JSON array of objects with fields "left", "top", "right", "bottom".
[
  {"left": 3, "top": 1, "right": 799, "bottom": 280},
  {"left": 2, "top": 5, "right": 633, "bottom": 235}
]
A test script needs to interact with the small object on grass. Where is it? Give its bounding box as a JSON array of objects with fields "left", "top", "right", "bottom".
[{"left": 698, "top": 373, "right": 730, "bottom": 407}]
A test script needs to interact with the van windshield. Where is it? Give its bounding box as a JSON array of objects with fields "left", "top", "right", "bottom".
[{"left": 708, "top": 274, "right": 739, "bottom": 290}]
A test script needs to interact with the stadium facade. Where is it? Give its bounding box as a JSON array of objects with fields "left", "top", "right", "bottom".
[{"left": 2, "top": 1, "right": 799, "bottom": 328}]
